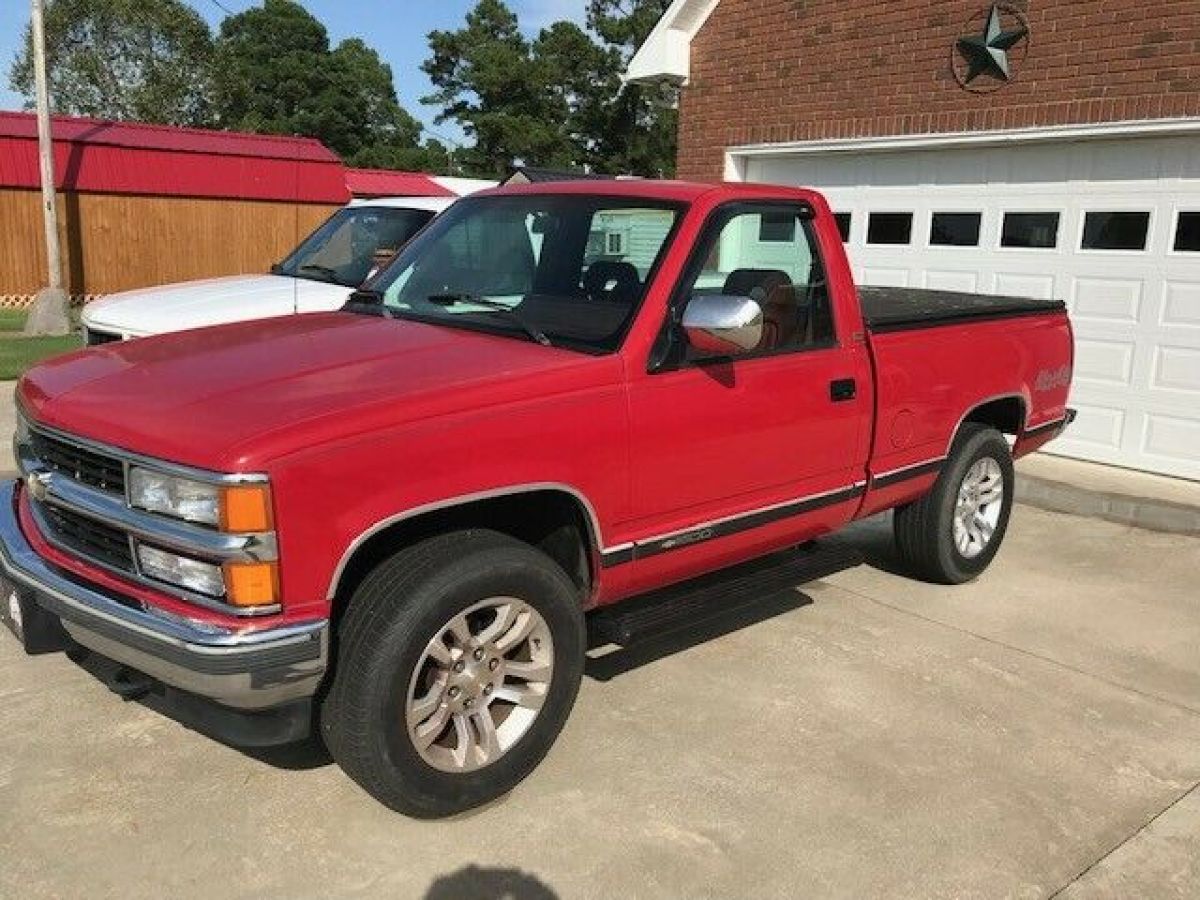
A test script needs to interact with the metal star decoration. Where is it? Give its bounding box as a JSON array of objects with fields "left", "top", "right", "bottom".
[{"left": 956, "top": 5, "right": 1028, "bottom": 83}]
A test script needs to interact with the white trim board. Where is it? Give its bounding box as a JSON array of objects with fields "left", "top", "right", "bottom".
[
  {"left": 625, "top": 0, "right": 720, "bottom": 84},
  {"left": 724, "top": 119, "right": 1200, "bottom": 178}
]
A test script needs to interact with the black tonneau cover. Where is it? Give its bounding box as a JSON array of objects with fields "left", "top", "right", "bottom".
[{"left": 859, "top": 286, "right": 1066, "bottom": 333}]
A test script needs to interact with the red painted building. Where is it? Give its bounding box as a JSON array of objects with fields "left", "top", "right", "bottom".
[{"left": 0, "top": 111, "right": 453, "bottom": 305}]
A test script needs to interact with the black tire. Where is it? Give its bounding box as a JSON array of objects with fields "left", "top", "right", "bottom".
[
  {"left": 894, "top": 423, "right": 1014, "bottom": 585},
  {"left": 320, "top": 529, "right": 585, "bottom": 818}
]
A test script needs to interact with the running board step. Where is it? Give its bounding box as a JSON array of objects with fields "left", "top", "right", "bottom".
[{"left": 589, "top": 542, "right": 863, "bottom": 647}]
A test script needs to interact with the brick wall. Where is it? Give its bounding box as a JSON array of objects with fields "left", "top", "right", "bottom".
[{"left": 677, "top": 0, "right": 1200, "bottom": 181}]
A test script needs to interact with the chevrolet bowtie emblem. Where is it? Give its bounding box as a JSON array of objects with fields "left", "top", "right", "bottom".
[{"left": 25, "top": 471, "right": 51, "bottom": 502}]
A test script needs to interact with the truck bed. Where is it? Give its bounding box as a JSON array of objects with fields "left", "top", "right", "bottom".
[{"left": 858, "top": 286, "right": 1066, "bottom": 333}]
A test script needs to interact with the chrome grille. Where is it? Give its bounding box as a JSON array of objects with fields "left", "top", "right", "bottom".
[
  {"left": 29, "top": 430, "right": 125, "bottom": 494},
  {"left": 39, "top": 504, "right": 135, "bottom": 573},
  {"left": 16, "top": 416, "right": 280, "bottom": 616}
]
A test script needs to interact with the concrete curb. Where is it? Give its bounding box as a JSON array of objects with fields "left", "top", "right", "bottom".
[{"left": 1016, "top": 473, "right": 1200, "bottom": 536}]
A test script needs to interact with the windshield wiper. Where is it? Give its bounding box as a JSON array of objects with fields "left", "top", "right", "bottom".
[
  {"left": 426, "top": 293, "right": 552, "bottom": 346},
  {"left": 344, "top": 288, "right": 400, "bottom": 318},
  {"left": 297, "top": 263, "right": 343, "bottom": 284}
]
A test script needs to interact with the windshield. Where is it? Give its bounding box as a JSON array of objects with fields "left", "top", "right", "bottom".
[
  {"left": 357, "top": 194, "right": 684, "bottom": 352},
  {"left": 275, "top": 205, "right": 436, "bottom": 287}
]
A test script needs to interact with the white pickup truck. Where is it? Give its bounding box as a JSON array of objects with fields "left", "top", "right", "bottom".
[{"left": 80, "top": 192, "right": 490, "bottom": 344}]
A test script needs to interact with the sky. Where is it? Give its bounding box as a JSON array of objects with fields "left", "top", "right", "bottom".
[{"left": 0, "top": 0, "right": 590, "bottom": 145}]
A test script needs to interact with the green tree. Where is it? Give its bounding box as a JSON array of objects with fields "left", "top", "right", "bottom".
[
  {"left": 9, "top": 0, "right": 215, "bottom": 126},
  {"left": 423, "top": 0, "right": 575, "bottom": 177},
  {"left": 423, "top": 0, "right": 677, "bottom": 178},
  {"left": 587, "top": 0, "right": 677, "bottom": 177},
  {"left": 588, "top": 0, "right": 672, "bottom": 50},
  {"left": 212, "top": 0, "right": 446, "bottom": 171},
  {"left": 531, "top": 20, "right": 624, "bottom": 171}
]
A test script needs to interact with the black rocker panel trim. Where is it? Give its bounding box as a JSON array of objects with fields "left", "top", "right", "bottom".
[
  {"left": 600, "top": 483, "right": 865, "bottom": 567},
  {"left": 1022, "top": 415, "right": 1070, "bottom": 438},
  {"left": 871, "top": 459, "right": 945, "bottom": 491}
]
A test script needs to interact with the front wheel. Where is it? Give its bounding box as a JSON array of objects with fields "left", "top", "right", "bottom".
[
  {"left": 894, "top": 423, "right": 1014, "bottom": 584},
  {"left": 320, "top": 529, "right": 585, "bottom": 817}
]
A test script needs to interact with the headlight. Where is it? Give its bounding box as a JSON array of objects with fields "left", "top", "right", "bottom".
[
  {"left": 129, "top": 467, "right": 272, "bottom": 532},
  {"left": 135, "top": 544, "right": 278, "bottom": 607},
  {"left": 129, "top": 467, "right": 219, "bottom": 525},
  {"left": 137, "top": 545, "right": 225, "bottom": 596}
]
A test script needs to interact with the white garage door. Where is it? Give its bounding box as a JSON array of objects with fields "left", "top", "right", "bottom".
[{"left": 745, "top": 133, "right": 1200, "bottom": 480}]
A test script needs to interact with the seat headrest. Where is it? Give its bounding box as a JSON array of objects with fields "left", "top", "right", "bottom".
[
  {"left": 583, "top": 260, "right": 641, "bottom": 301},
  {"left": 722, "top": 268, "right": 793, "bottom": 301}
]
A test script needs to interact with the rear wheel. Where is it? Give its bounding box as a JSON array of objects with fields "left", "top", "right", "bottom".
[
  {"left": 894, "top": 423, "right": 1014, "bottom": 584},
  {"left": 320, "top": 529, "right": 585, "bottom": 817}
]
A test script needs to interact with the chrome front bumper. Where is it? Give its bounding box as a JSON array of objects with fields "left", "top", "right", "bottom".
[{"left": 0, "top": 481, "right": 327, "bottom": 711}]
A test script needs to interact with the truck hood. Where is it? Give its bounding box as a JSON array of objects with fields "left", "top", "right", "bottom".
[
  {"left": 19, "top": 312, "right": 618, "bottom": 471},
  {"left": 81, "top": 274, "right": 352, "bottom": 337}
]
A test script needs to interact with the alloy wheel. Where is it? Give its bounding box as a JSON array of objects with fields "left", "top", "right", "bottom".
[
  {"left": 953, "top": 456, "right": 1004, "bottom": 559},
  {"left": 405, "top": 597, "right": 554, "bottom": 773}
]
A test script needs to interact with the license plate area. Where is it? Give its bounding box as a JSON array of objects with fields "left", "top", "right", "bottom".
[{"left": 0, "top": 576, "right": 70, "bottom": 654}]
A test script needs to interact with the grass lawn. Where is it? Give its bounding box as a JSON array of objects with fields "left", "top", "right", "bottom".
[{"left": 0, "top": 309, "right": 82, "bottom": 380}]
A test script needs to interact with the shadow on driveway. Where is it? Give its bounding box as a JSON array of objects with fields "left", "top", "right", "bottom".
[
  {"left": 425, "top": 864, "right": 558, "bottom": 899},
  {"left": 584, "top": 588, "right": 815, "bottom": 682}
]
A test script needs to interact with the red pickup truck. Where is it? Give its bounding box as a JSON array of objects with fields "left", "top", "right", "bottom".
[{"left": 2, "top": 180, "right": 1074, "bottom": 817}]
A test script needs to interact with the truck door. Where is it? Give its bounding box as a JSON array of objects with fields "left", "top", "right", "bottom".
[{"left": 622, "top": 202, "right": 872, "bottom": 582}]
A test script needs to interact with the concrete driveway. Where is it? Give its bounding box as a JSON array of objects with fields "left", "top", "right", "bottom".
[
  {"left": 0, "top": 393, "right": 1197, "bottom": 897},
  {"left": 2, "top": 510, "right": 1197, "bottom": 898}
]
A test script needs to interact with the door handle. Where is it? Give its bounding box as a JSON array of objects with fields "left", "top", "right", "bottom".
[{"left": 830, "top": 378, "right": 856, "bottom": 402}]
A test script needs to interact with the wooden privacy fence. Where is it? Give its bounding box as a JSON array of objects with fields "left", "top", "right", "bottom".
[
  {"left": 0, "top": 111, "right": 352, "bottom": 307},
  {"left": 0, "top": 188, "right": 338, "bottom": 306}
]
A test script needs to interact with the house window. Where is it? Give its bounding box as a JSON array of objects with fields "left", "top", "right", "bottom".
[
  {"left": 1082, "top": 211, "right": 1150, "bottom": 251},
  {"left": 866, "top": 212, "right": 912, "bottom": 245},
  {"left": 1001, "top": 212, "right": 1059, "bottom": 249},
  {"left": 605, "top": 231, "right": 627, "bottom": 255},
  {"left": 930, "top": 212, "right": 982, "bottom": 247},
  {"left": 1173, "top": 212, "right": 1200, "bottom": 252},
  {"left": 758, "top": 212, "right": 796, "bottom": 242},
  {"left": 834, "top": 213, "right": 851, "bottom": 243}
]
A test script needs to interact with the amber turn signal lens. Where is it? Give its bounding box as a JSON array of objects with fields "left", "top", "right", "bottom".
[
  {"left": 219, "top": 484, "right": 273, "bottom": 532},
  {"left": 223, "top": 561, "right": 279, "bottom": 607}
]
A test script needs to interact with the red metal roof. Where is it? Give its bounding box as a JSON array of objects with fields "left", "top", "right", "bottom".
[
  {"left": 0, "top": 111, "right": 349, "bottom": 204},
  {"left": 344, "top": 167, "right": 456, "bottom": 198}
]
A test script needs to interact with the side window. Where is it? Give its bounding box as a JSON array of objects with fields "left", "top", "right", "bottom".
[{"left": 682, "top": 205, "right": 834, "bottom": 358}]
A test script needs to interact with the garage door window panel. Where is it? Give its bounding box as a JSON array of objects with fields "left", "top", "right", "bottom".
[
  {"left": 930, "top": 212, "right": 982, "bottom": 247},
  {"left": 665, "top": 204, "right": 835, "bottom": 366},
  {"left": 1174, "top": 212, "right": 1200, "bottom": 252},
  {"left": 834, "top": 213, "right": 852, "bottom": 243},
  {"left": 1001, "top": 212, "right": 1060, "bottom": 249},
  {"left": 1081, "top": 211, "right": 1151, "bottom": 251},
  {"left": 867, "top": 212, "right": 913, "bottom": 245}
]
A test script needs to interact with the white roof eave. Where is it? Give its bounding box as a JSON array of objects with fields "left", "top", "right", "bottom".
[{"left": 624, "top": 0, "right": 721, "bottom": 85}]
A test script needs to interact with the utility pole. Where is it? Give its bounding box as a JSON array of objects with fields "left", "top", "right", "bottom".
[{"left": 24, "top": 0, "right": 70, "bottom": 336}]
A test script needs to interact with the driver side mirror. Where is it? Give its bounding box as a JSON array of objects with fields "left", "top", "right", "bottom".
[{"left": 681, "top": 294, "right": 763, "bottom": 357}]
